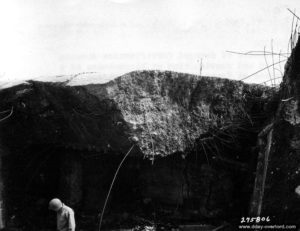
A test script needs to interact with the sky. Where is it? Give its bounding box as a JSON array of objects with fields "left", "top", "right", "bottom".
[{"left": 0, "top": 0, "right": 299, "bottom": 86}]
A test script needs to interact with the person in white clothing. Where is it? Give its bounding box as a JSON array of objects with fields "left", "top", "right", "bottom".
[{"left": 49, "top": 198, "right": 76, "bottom": 231}]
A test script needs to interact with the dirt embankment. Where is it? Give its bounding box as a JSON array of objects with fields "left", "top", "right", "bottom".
[{"left": 250, "top": 36, "right": 300, "bottom": 223}]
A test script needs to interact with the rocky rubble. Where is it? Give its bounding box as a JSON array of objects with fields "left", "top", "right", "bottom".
[{"left": 0, "top": 71, "right": 275, "bottom": 159}]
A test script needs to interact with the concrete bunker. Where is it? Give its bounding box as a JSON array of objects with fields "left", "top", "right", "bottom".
[{"left": 0, "top": 71, "right": 276, "bottom": 230}]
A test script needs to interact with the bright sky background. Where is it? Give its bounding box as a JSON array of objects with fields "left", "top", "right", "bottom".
[{"left": 0, "top": 0, "right": 298, "bottom": 86}]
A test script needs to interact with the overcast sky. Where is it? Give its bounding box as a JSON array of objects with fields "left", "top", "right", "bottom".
[{"left": 0, "top": 0, "right": 298, "bottom": 85}]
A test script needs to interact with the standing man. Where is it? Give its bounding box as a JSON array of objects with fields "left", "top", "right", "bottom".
[{"left": 49, "top": 198, "right": 76, "bottom": 231}]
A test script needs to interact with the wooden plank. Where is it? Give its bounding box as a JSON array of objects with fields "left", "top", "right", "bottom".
[{"left": 249, "top": 127, "right": 273, "bottom": 216}]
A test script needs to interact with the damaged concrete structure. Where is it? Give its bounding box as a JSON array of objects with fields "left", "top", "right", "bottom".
[
  {"left": 0, "top": 70, "right": 278, "bottom": 230},
  {"left": 6, "top": 38, "right": 300, "bottom": 229}
]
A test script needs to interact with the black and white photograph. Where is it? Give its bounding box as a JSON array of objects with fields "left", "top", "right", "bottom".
[{"left": 0, "top": 0, "right": 299, "bottom": 230}]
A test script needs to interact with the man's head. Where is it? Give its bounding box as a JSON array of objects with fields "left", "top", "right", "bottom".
[{"left": 49, "top": 198, "right": 63, "bottom": 212}]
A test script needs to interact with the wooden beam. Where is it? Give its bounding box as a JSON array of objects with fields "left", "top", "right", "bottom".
[{"left": 249, "top": 127, "right": 273, "bottom": 216}]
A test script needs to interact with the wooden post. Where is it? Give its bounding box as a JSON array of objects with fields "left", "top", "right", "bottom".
[
  {"left": 249, "top": 124, "right": 273, "bottom": 216},
  {"left": 0, "top": 146, "right": 6, "bottom": 229}
]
